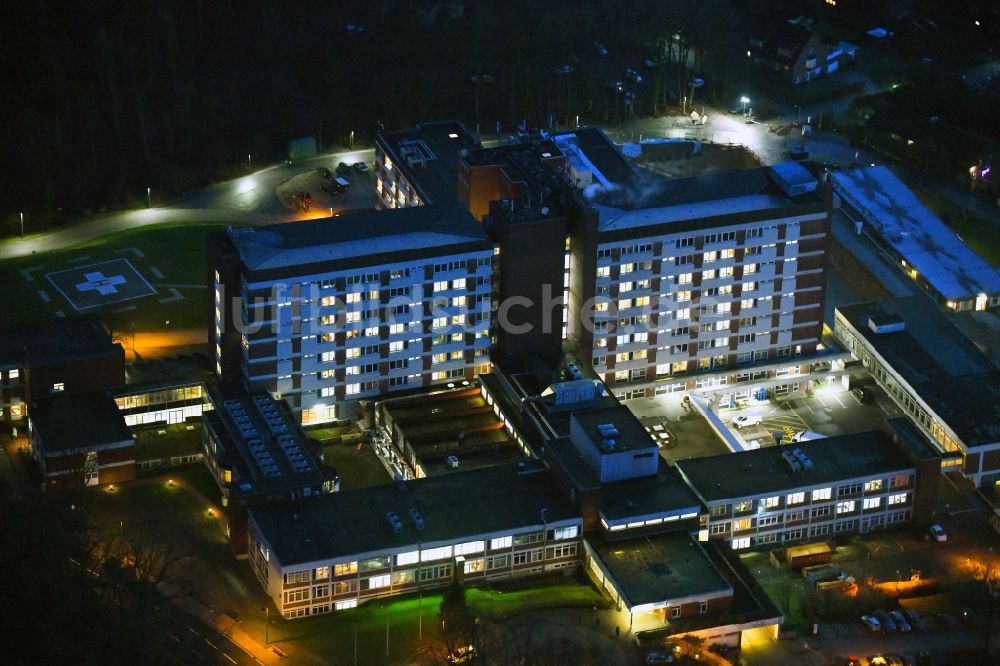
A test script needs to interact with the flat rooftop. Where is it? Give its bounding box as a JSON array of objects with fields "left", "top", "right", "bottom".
[
  {"left": 0, "top": 314, "right": 120, "bottom": 368},
  {"left": 551, "top": 127, "right": 635, "bottom": 187},
  {"left": 592, "top": 166, "right": 820, "bottom": 233},
  {"left": 837, "top": 298, "right": 1000, "bottom": 447},
  {"left": 249, "top": 463, "right": 579, "bottom": 566},
  {"left": 30, "top": 392, "right": 132, "bottom": 454},
  {"left": 590, "top": 531, "right": 731, "bottom": 609},
  {"left": 377, "top": 121, "right": 480, "bottom": 204},
  {"left": 571, "top": 405, "right": 658, "bottom": 454},
  {"left": 378, "top": 387, "right": 523, "bottom": 476},
  {"left": 676, "top": 429, "right": 914, "bottom": 502},
  {"left": 598, "top": 463, "right": 701, "bottom": 522},
  {"left": 227, "top": 201, "right": 489, "bottom": 272},
  {"left": 123, "top": 353, "right": 213, "bottom": 387},
  {"left": 205, "top": 392, "right": 332, "bottom": 496},
  {"left": 832, "top": 166, "right": 1000, "bottom": 301}
]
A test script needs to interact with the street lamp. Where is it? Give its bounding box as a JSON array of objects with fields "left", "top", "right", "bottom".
[
  {"left": 740, "top": 96, "right": 750, "bottom": 115},
  {"left": 19, "top": 211, "right": 24, "bottom": 237},
  {"left": 260, "top": 606, "right": 270, "bottom": 644},
  {"left": 248, "top": 153, "right": 252, "bottom": 170},
  {"left": 146, "top": 187, "right": 151, "bottom": 208}
]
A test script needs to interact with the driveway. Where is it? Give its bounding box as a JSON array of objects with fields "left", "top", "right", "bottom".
[{"left": 722, "top": 384, "right": 893, "bottom": 447}]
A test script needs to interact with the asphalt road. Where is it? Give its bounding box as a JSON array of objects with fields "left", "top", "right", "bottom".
[
  {"left": 0, "top": 147, "right": 377, "bottom": 261},
  {"left": 153, "top": 603, "right": 262, "bottom": 666}
]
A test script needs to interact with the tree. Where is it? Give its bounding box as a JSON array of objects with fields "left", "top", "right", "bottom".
[{"left": 438, "top": 579, "right": 474, "bottom": 657}]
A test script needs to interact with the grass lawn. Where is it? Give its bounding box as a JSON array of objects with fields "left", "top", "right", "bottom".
[
  {"left": 323, "top": 441, "right": 391, "bottom": 490},
  {"left": 270, "top": 576, "right": 604, "bottom": 664},
  {"left": 0, "top": 223, "right": 232, "bottom": 332},
  {"left": 133, "top": 422, "right": 203, "bottom": 460},
  {"left": 908, "top": 185, "right": 1000, "bottom": 267},
  {"left": 304, "top": 423, "right": 361, "bottom": 442},
  {"left": 70, "top": 477, "right": 227, "bottom": 552}
]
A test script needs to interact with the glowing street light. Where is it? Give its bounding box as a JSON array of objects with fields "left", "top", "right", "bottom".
[
  {"left": 740, "top": 96, "right": 750, "bottom": 115},
  {"left": 19, "top": 211, "right": 24, "bottom": 237},
  {"left": 146, "top": 187, "right": 151, "bottom": 209}
]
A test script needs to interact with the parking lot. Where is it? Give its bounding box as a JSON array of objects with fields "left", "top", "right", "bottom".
[
  {"left": 722, "top": 382, "right": 894, "bottom": 449},
  {"left": 629, "top": 394, "right": 735, "bottom": 461}
]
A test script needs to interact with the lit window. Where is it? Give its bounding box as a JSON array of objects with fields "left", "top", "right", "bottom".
[
  {"left": 811, "top": 488, "right": 831, "bottom": 501},
  {"left": 9, "top": 369, "right": 20, "bottom": 380},
  {"left": 51, "top": 382, "right": 65, "bottom": 393},
  {"left": 787, "top": 492, "right": 805, "bottom": 505},
  {"left": 732, "top": 537, "right": 751, "bottom": 550},
  {"left": 553, "top": 525, "right": 579, "bottom": 540},
  {"left": 863, "top": 497, "right": 881, "bottom": 510},
  {"left": 368, "top": 574, "right": 390, "bottom": 589},
  {"left": 396, "top": 551, "right": 419, "bottom": 566},
  {"left": 454, "top": 541, "right": 485, "bottom": 556},
  {"left": 490, "top": 536, "right": 512, "bottom": 550}
]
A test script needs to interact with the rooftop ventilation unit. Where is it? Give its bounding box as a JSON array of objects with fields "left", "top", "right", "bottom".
[
  {"left": 386, "top": 512, "right": 404, "bottom": 534},
  {"left": 867, "top": 314, "right": 905, "bottom": 335},
  {"left": 409, "top": 508, "right": 425, "bottom": 530},
  {"left": 791, "top": 448, "right": 814, "bottom": 471},
  {"left": 781, "top": 449, "right": 803, "bottom": 474}
]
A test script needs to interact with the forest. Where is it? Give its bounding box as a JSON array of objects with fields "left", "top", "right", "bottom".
[{"left": 0, "top": 0, "right": 743, "bottom": 229}]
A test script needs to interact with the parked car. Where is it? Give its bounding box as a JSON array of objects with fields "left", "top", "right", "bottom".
[
  {"left": 316, "top": 166, "right": 333, "bottom": 179},
  {"left": 889, "top": 610, "right": 912, "bottom": 632},
  {"left": 929, "top": 524, "right": 947, "bottom": 542},
  {"left": 352, "top": 161, "right": 369, "bottom": 173},
  {"left": 336, "top": 162, "right": 352, "bottom": 175},
  {"left": 645, "top": 651, "right": 674, "bottom": 664},
  {"left": 903, "top": 607, "right": 927, "bottom": 632},
  {"left": 860, "top": 615, "right": 882, "bottom": 633},
  {"left": 732, "top": 414, "right": 764, "bottom": 429},
  {"left": 875, "top": 609, "right": 897, "bottom": 633},
  {"left": 321, "top": 176, "right": 349, "bottom": 196},
  {"left": 851, "top": 386, "right": 874, "bottom": 404}
]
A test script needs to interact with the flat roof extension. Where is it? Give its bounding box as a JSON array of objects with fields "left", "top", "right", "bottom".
[
  {"left": 30, "top": 391, "right": 132, "bottom": 455},
  {"left": 676, "top": 429, "right": 914, "bottom": 502},
  {"left": 249, "top": 463, "right": 579, "bottom": 567},
  {"left": 228, "top": 201, "right": 490, "bottom": 272},
  {"left": 832, "top": 166, "right": 1000, "bottom": 301},
  {"left": 377, "top": 121, "right": 480, "bottom": 204},
  {"left": 590, "top": 531, "right": 731, "bottom": 610},
  {"left": 837, "top": 298, "right": 1000, "bottom": 447}
]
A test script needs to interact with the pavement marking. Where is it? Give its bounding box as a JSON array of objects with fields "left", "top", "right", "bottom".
[
  {"left": 205, "top": 638, "right": 217, "bottom": 650},
  {"left": 114, "top": 246, "right": 145, "bottom": 258},
  {"left": 154, "top": 283, "right": 209, "bottom": 289},
  {"left": 149, "top": 265, "right": 165, "bottom": 279},
  {"left": 158, "top": 287, "right": 185, "bottom": 303},
  {"left": 37, "top": 290, "right": 51, "bottom": 302},
  {"left": 113, "top": 305, "right": 137, "bottom": 312},
  {"left": 19, "top": 266, "right": 44, "bottom": 282},
  {"left": 67, "top": 255, "right": 92, "bottom": 264},
  {"left": 223, "top": 654, "right": 237, "bottom": 664},
  {"left": 46, "top": 258, "right": 157, "bottom": 310}
]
